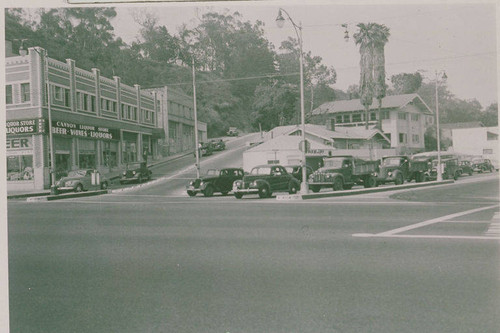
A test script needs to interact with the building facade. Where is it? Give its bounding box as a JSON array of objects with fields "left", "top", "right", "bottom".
[
  {"left": 5, "top": 47, "right": 206, "bottom": 192},
  {"left": 451, "top": 126, "right": 498, "bottom": 166},
  {"left": 310, "top": 94, "right": 434, "bottom": 154},
  {"left": 144, "top": 86, "right": 207, "bottom": 157}
]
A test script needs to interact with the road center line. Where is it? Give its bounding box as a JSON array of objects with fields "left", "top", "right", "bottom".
[{"left": 376, "top": 204, "right": 499, "bottom": 236}]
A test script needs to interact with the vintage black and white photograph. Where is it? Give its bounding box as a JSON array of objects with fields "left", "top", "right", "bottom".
[{"left": 2, "top": 0, "right": 499, "bottom": 332}]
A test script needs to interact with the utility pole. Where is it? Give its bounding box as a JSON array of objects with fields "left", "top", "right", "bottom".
[{"left": 192, "top": 57, "right": 200, "bottom": 178}]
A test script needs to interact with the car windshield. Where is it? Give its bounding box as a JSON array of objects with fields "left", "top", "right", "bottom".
[
  {"left": 285, "top": 166, "right": 300, "bottom": 174},
  {"left": 382, "top": 157, "right": 402, "bottom": 166},
  {"left": 323, "top": 158, "right": 345, "bottom": 169},
  {"left": 206, "top": 169, "right": 219, "bottom": 176},
  {"left": 250, "top": 167, "right": 271, "bottom": 175},
  {"left": 472, "top": 159, "right": 483, "bottom": 163},
  {"left": 67, "top": 170, "right": 87, "bottom": 177},
  {"left": 127, "top": 163, "right": 143, "bottom": 169}
]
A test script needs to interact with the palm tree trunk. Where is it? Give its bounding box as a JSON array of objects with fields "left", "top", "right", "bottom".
[
  {"left": 377, "top": 98, "right": 382, "bottom": 130},
  {"left": 365, "top": 104, "right": 369, "bottom": 129}
]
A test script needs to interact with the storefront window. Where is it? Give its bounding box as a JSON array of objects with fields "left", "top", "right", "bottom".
[
  {"left": 7, "top": 155, "right": 33, "bottom": 181},
  {"left": 102, "top": 141, "right": 118, "bottom": 168},
  {"left": 78, "top": 139, "right": 96, "bottom": 169}
]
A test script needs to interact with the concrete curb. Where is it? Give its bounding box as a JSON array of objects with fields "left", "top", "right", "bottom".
[
  {"left": 276, "top": 180, "right": 455, "bottom": 200},
  {"left": 26, "top": 190, "right": 109, "bottom": 202}
]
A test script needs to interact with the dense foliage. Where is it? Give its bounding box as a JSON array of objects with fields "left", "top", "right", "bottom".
[{"left": 6, "top": 8, "right": 497, "bottom": 138}]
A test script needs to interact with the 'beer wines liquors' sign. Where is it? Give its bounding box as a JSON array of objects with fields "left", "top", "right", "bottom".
[{"left": 52, "top": 121, "right": 120, "bottom": 140}]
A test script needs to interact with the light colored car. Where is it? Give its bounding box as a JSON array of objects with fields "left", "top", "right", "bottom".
[{"left": 55, "top": 169, "right": 109, "bottom": 193}]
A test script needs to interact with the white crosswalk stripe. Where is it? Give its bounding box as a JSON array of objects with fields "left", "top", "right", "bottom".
[{"left": 485, "top": 212, "right": 500, "bottom": 236}]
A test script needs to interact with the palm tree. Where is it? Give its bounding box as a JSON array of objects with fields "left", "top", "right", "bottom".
[{"left": 353, "top": 23, "right": 390, "bottom": 129}]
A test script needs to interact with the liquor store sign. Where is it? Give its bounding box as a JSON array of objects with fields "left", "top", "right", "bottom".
[
  {"left": 6, "top": 119, "right": 45, "bottom": 135},
  {"left": 52, "top": 121, "right": 120, "bottom": 140}
]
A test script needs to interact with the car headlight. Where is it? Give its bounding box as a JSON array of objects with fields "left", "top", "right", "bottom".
[
  {"left": 189, "top": 181, "right": 194, "bottom": 186},
  {"left": 122, "top": 171, "right": 126, "bottom": 176},
  {"left": 326, "top": 174, "right": 331, "bottom": 179},
  {"left": 374, "top": 172, "right": 379, "bottom": 177},
  {"left": 387, "top": 171, "right": 392, "bottom": 176},
  {"left": 132, "top": 171, "right": 136, "bottom": 175}
]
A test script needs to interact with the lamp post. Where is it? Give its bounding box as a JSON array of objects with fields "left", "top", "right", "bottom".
[
  {"left": 192, "top": 56, "right": 201, "bottom": 178},
  {"left": 30, "top": 47, "right": 57, "bottom": 194},
  {"left": 435, "top": 70, "right": 447, "bottom": 181},
  {"left": 276, "top": 8, "right": 308, "bottom": 194}
]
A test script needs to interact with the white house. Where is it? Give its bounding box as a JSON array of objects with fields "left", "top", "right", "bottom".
[{"left": 310, "top": 93, "right": 434, "bottom": 153}]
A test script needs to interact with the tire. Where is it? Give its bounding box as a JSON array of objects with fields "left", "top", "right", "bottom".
[
  {"left": 415, "top": 172, "right": 422, "bottom": 183},
  {"left": 234, "top": 192, "right": 243, "bottom": 199},
  {"left": 310, "top": 185, "right": 320, "bottom": 193},
  {"left": 75, "top": 184, "right": 83, "bottom": 192},
  {"left": 258, "top": 185, "right": 270, "bottom": 198},
  {"left": 288, "top": 182, "right": 299, "bottom": 194},
  {"left": 394, "top": 173, "right": 404, "bottom": 185},
  {"left": 364, "top": 176, "right": 376, "bottom": 188},
  {"left": 101, "top": 182, "right": 108, "bottom": 190},
  {"left": 468, "top": 171, "right": 473, "bottom": 176},
  {"left": 203, "top": 185, "right": 214, "bottom": 197},
  {"left": 422, "top": 174, "right": 429, "bottom": 182},
  {"left": 187, "top": 190, "right": 196, "bottom": 197},
  {"left": 333, "top": 177, "right": 343, "bottom": 191}
]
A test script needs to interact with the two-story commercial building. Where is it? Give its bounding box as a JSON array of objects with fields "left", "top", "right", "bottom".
[
  {"left": 310, "top": 93, "right": 434, "bottom": 154},
  {"left": 5, "top": 46, "right": 206, "bottom": 192}
]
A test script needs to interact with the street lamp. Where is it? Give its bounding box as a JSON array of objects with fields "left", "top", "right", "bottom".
[
  {"left": 435, "top": 70, "right": 447, "bottom": 181},
  {"left": 276, "top": 8, "right": 308, "bottom": 194},
  {"left": 192, "top": 56, "right": 201, "bottom": 178},
  {"left": 29, "top": 47, "right": 57, "bottom": 194}
]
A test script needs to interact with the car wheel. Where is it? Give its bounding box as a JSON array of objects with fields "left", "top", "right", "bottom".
[
  {"left": 333, "top": 177, "right": 343, "bottom": 191},
  {"left": 75, "top": 184, "right": 83, "bottom": 192},
  {"left": 101, "top": 182, "right": 108, "bottom": 190},
  {"left": 234, "top": 193, "right": 243, "bottom": 199},
  {"left": 364, "top": 176, "right": 376, "bottom": 188},
  {"left": 310, "top": 185, "right": 320, "bottom": 193},
  {"left": 394, "top": 173, "right": 404, "bottom": 185},
  {"left": 203, "top": 185, "right": 214, "bottom": 197},
  {"left": 288, "top": 182, "right": 299, "bottom": 194},
  {"left": 468, "top": 171, "right": 473, "bottom": 176},
  {"left": 258, "top": 185, "right": 270, "bottom": 198},
  {"left": 187, "top": 190, "right": 196, "bottom": 197}
]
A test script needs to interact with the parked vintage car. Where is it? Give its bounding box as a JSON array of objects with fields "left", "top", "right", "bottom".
[
  {"left": 284, "top": 165, "right": 313, "bottom": 182},
  {"left": 187, "top": 168, "right": 244, "bottom": 197},
  {"left": 55, "top": 169, "right": 109, "bottom": 193},
  {"left": 233, "top": 165, "right": 300, "bottom": 199},
  {"left": 119, "top": 162, "right": 152, "bottom": 184},
  {"left": 226, "top": 127, "right": 239, "bottom": 136},
  {"left": 212, "top": 139, "right": 226, "bottom": 151},
  {"left": 471, "top": 158, "right": 495, "bottom": 173},
  {"left": 458, "top": 160, "right": 474, "bottom": 176},
  {"left": 429, "top": 158, "right": 460, "bottom": 180}
]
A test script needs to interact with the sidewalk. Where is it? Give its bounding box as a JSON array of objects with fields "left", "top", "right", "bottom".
[{"left": 7, "top": 151, "right": 193, "bottom": 199}]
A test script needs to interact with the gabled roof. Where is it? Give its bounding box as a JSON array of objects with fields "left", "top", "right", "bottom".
[
  {"left": 247, "top": 134, "right": 334, "bottom": 152},
  {"left": 311, "top": 93, "right": 433, "bottom": 115}
]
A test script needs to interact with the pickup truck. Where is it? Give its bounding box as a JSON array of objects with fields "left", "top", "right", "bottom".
[{"left": 308, "top": 155, "right": 379, "bottom": 192}]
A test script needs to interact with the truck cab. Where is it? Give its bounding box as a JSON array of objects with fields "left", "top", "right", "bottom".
[{"left": 377, "top": 155, "right": 410, "bottom": 185}]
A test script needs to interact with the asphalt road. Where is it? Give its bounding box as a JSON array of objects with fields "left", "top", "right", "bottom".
[{"left": 7, "top": 139, "right": 500, "bottom": 332}]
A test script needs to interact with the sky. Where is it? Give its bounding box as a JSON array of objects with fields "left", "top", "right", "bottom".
[
  {"left": 103, "top": 1, "right": 500, "bottom": 109},
  {"left": 1, "top": 0, "right": 499, "bottom": 107}
]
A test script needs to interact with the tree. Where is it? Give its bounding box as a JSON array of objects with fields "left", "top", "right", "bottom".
[
  {"left": 391, "top": 72, "right": 423, "bottom": 94},
  {"left": 251, "top": 83, "right": 298, "bottom": 130},
  {"left": 480, "top": 103, "right": 498, "bottom": 126},
  {"left": 353, "top": 23, "right": 390, "bottom": 129}
]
